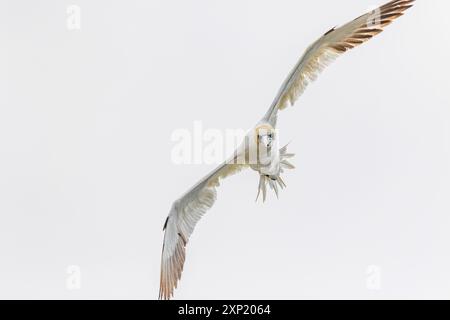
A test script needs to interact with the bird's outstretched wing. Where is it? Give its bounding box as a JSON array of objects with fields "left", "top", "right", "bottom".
[
  {"left": 263, "top": 0, "right": 414, "bottom": 125},
  {"left": 159, "top": 161, "right": 247, "bottom": 300}
]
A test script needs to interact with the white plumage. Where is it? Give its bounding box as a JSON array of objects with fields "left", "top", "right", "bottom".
[{"left": 159, "top": 0, "right": 415, "bottom": 300}]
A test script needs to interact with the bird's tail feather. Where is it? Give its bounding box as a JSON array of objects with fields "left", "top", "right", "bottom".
[{"left": 256, "top": 144, "right": 295, "bottom": 202}]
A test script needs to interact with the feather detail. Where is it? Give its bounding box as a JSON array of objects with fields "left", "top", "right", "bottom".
[
  {"left": 159, "top": 162, "right": 247, "bottom": 300},
  {"left": 256, "top": 144, "right": 295, "bottom": 202},
  {"left": 263, "top": 0, "right": 415, "bottom": 124}
]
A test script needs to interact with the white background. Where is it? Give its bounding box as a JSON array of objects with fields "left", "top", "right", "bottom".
[{"left": 1, "top": 0, "right": 450, "bottom": 299}]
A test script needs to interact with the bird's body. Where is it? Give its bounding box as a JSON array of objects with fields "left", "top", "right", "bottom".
[{"left": 159, "top": 0, "right": 415, "bottom": 300}]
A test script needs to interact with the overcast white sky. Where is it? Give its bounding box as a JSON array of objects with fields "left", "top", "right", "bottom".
[{"left": 1, "top": 0, "right": 450, "bottom": 299}]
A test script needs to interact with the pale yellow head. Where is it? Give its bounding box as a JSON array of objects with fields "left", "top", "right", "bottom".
[{"left": 255, "top": 124, "right": 275, "bottom": 149}]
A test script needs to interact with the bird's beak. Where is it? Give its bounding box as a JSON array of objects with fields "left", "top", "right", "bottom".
[{"left": 260, "top": 136, "right": 272, "bottom": 149}]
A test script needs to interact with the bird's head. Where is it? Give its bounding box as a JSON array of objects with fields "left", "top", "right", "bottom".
[{"left": 255, "top": 124, "right": 275, "bottom": 150}]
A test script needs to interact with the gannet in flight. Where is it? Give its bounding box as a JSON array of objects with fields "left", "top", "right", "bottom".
[{"left": 159, "top": 0, "right": 415, "bottom": 299}]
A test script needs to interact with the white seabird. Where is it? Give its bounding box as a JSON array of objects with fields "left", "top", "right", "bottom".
[{"left": 159, "top": 0, "right": 415, "bottom": 300}]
